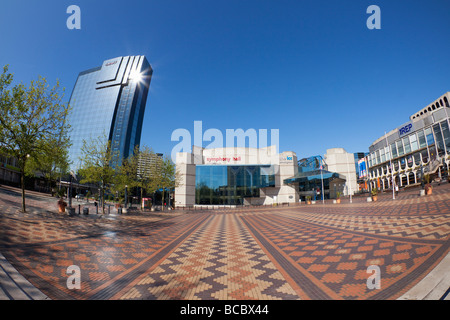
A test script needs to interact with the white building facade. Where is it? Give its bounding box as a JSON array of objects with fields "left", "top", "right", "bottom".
[
  {"left": 324, "top": 148, "right": 358, "bottom": 196},
  {"left": 175, "top": 146, "right": 299, "bottom": 207},
  {"left": 367, "top": 92, "right": 450, "bottom": 190}
]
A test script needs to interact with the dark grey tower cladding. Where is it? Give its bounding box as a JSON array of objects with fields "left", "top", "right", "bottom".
[{"left": 67, "top": 56, "right": 152, "bottom": 171}]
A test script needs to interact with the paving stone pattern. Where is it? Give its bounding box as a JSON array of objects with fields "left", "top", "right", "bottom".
[{"left": 0, "top": 184, "right": 449, "bottom": 300}]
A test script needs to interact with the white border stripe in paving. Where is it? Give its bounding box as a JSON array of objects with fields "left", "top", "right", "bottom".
[{"left": 0, "top": 253, "right": 49, "bottom": 300}]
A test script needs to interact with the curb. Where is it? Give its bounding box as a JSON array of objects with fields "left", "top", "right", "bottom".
[
  {"left": 398, "top": 250, "right": 450, "bottom": 300},
  {"left": 0, "top": 253, "right": 49, "bottom": 300}
]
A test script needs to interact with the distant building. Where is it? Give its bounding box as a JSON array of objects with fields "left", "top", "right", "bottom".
[
  {"left": 284, "top": 155, "right": 347, "bottom": 201},
  {"left": 324, "top": 148, "right": 362, "bottom": 196},
  {"left": 0, "top": 152, "right": 20, "bottom": 185},
  {"left": 138, "top": 152, "right": 163, "bottom": 178},
  {"left": 175, "top": 145, "right": 297, "bottom": 207},
  {"left": 66, "top": 55, "right": 153, "bottom": 171},
  {"left": 174, "top": 145, "right": 355, "bottom": 207},
  {"left": 367, "top": 92, "right": 450, "bottom": 190}
]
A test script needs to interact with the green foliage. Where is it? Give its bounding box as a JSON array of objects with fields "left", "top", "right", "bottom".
[
  {"left": 371, "top": 188, "right": 378, "bottom": 196},
  {"left": 158, "top": 155, "right": 180, "bottom": 191},
  {"left": 25, "top": 137, "right": 70, "bottom": 182},
  {"left": 78, "top": 136, "right": 117, "bottom": 214},
  {"left": 0, "top": 65, "right": 71, "bottom": 212}
]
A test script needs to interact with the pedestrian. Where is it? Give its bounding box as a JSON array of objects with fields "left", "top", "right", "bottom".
[{"left": 395, "top": 185, "right": 399, "bottom": 196}]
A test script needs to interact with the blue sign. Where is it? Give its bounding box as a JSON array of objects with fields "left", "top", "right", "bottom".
[
  {"left": 399, "top": 123, "right": 413, "bottom": 137},
  {"left": 358, "top": 159, "right": 367, "bottom": 178},
  {"left": 286, "top": 156, "right": 292, "bottom": 161}
]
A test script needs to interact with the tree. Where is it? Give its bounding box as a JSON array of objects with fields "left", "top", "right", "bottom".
[
  {"left": 25, "top": 135, "right": 70, "bottom": 195},
  {"left": 157, "top": 155, "right": 180, "bottom": 210},
  {"left": 0, "top": 65, "right": 71, "bottom": 212},
  {"left": 78, "top": 135, "right": 117, "bottom": 214},
  {"left": 114, "top": 145, "right": 161, "bottom": 209}
]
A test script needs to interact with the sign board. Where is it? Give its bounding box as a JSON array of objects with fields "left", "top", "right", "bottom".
[
  {"left": 358, "top": 158, "right": 367, "bottom": 178},
  {"left": 398, "top": 123, "right": 413, "bottom": 137}
]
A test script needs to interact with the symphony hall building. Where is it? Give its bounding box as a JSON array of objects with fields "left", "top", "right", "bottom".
[
  {"left": 174, "top": 145, "right": 352, "bottom": 207},
  {"left": 367, "top": 92, "right": 450, "bottom": 190},
  {"left": 175, "top": 145, "right": 298, "bottom": 207}
]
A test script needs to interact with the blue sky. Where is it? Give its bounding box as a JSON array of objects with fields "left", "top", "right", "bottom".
[{"left": 1, "top": 0, "right": 450, "bottom": 160}]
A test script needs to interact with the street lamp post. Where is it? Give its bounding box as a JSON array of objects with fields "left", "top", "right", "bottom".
[
  {"left": 124, "top": 185, "right": 128, "bottom": 213},
  {"left": 346, "top": 153, "right": 353, "bottom": 204},
  {"left": 68, "top": 174, "right": 72, "bottom": 209},
  {"left": 420, "top": 163, "right": 424, "bottom": 190},
  {"left": 384, "top": 132, "right": 395, "bottom": 200},
  {"left": 320, "top": 158, "right": 324, "bottom": 204}
]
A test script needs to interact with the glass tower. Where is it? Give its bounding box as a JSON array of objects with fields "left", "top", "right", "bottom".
[{"left": 66, "top": 56, "right": 152, "bottom": 171}]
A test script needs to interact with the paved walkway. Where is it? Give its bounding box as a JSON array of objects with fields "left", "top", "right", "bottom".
[{"left": 0, "top": 183, "right": 449, "bottom": 300}]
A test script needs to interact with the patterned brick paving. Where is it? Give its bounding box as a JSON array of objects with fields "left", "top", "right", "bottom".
[{"left": 0, "top": 183, "right": 449, "bottom": 300}]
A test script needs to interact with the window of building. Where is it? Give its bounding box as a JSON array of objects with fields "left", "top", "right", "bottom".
[
  {"left": 396, "top": 140, "right": 404, "bottom": 156},
  {"left": 433, "top": 123, "right": 446, "bottom": 157},
  {"left": 417, "top": 130, "right": 427, "bottom": 149},
  {"left": 407, "top": 155, "right": 413, "bottom": 168},
  {"left": 400, "top": 157, "right": 406, "bottom": 170},
  {"left": 424, "top": 127, "right": 435, "bottom": 146},
  {"left": 402, "top": 136, "right": 411, "bottom": 154},
  {"left": 414, "top": 153, "right": 421, "bottom": 166},
  {"left": 421, "top": 149, "right": 429, "bottom": 163},
  {"left": 391, "top": 142, "right": 398, "bottom": 159},
  {"left": 385, "top": 146, "right": 391, "bottom": 161},
  {"left": 441, "top": 120, "right": 450, "bottom": 154},
  {"left": 410, "top": 133, "right": 418, "bottom": 152},
  {"left": 380, "top": 148, "right": 385, "bottom": 163},
  {"left": 394, "top": 160, "right": 399, "bottom": 171}
]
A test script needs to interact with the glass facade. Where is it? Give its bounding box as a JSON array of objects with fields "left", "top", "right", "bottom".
[
  {"left": 67, "top": 56, "right": 152, "bottom": 171},
  {"left": 284, "top": 155, "right": 347, "bottom": 200},
  {"left": 195, "top": 165, "right": 275, "bottom": 205}
]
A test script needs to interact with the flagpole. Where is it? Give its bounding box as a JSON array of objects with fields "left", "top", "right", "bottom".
[
  {"left": 320, "top": 158, "right": 324, "bottom": 204},
  {"left": 346, "top": 153, "right": 353, "bottom": 203}
]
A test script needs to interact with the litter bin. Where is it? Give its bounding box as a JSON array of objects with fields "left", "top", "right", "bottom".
[
  {"left": 67, "top": 207, "right": 76, "bottom": 216},
  {"left": 83, "top": 207, "right": 89, "bottom": 215},
  {"left": 118, "top": 207, "right": 122, "bottom": 214}
]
